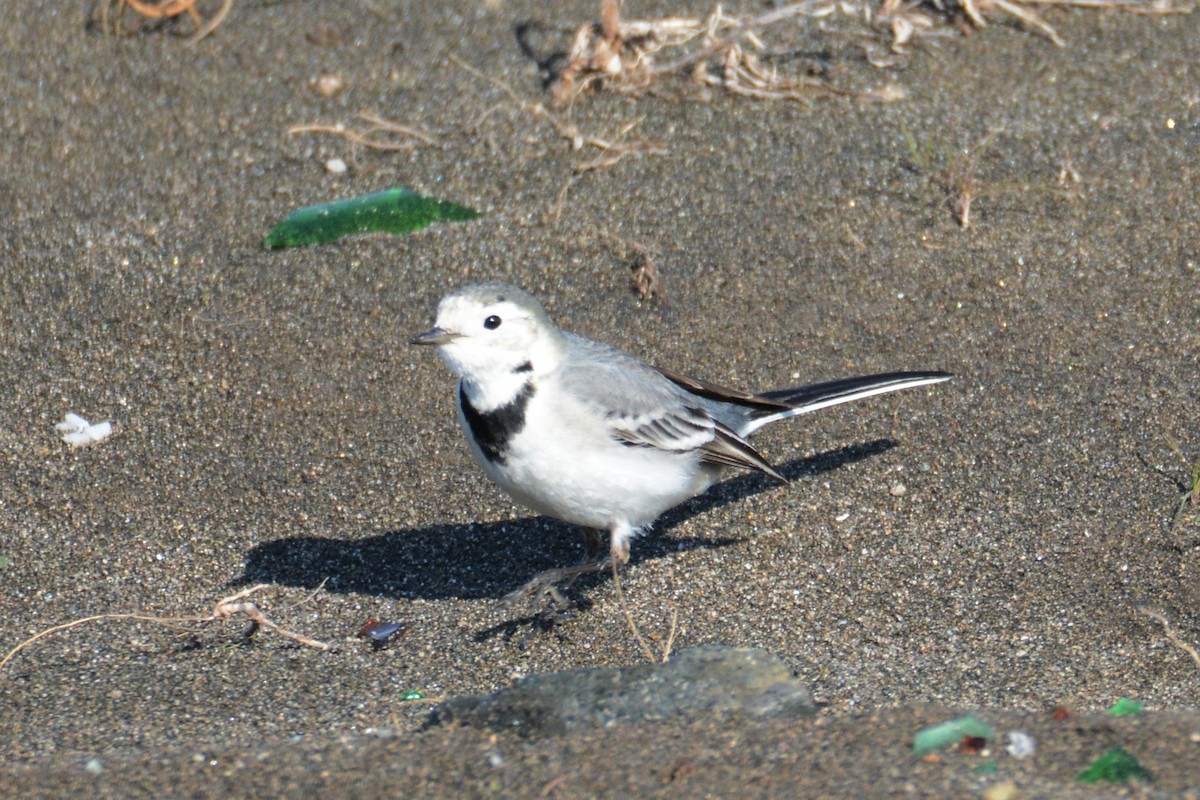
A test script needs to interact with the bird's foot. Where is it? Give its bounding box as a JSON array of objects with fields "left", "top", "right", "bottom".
[{"left": 501, "top": 556, "right": 614, "bottom": 612}]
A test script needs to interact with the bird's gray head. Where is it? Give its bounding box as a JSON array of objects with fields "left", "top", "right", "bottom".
[{"left": 410, "top": 282, "right": 565, "bottom": 383}]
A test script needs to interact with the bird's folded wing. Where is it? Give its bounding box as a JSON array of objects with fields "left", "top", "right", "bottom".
[
  {"left": 610, "top": 405, "right": 715, "bottom": 452},
  {"left": 699, "top": 421, "right": 786, "bottom": 482},
  {"left": 611, "top": 408, "right": 785, "bottom": 482},
  {"left": 555, "top": 334, "right": 786, "bottom": 481}
]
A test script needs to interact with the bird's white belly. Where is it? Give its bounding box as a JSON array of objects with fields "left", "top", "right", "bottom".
[{"left": 468, "top": 390, "right": 714, "bottom": 530}]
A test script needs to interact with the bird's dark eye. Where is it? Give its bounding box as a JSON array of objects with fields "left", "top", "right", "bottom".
[{"left": 484, "top": 315, "right": 502, "bottom": 330}]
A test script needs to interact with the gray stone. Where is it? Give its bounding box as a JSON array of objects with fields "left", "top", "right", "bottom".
[{"left": 429, "top": 646, "right": 815, "bottom": 737}]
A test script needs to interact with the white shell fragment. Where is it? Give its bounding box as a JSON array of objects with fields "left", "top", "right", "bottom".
[
  {"left": 56, "top": 413, "right": 113, "bottom": 449},
  {"left": 1006, "top": 730, "right": 1036, "bottom": 759}
]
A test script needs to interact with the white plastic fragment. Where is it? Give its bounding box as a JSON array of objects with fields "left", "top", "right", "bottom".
[
  {"left": 56, "top": 413, "right": 113, "bottom": 448},
  {"left": 1006, "top": 730, "right": 1036, "bottom": 759},
  {"left": 325, "top": 158, "right": 348, "bottom": 174}
]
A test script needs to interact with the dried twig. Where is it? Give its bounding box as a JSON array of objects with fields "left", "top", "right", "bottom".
[
  {"left": 187, "top": 0, "right": 233, "bottom": 45},
  {"left": 662, "top": 606, "right": 680, "bottom": 660},
  {"left": 573, "top": 118, "right": 668, "bottom": 173},
  {"left": 278, "top": 576, "right": 330, "bottom": 611},
  {"left": 1138, "top": 607, "right": 1200, "bottom": 671},
  {"left": 1165, "top": 434, "right": 1200, "bottom": 529},
  {"left": 612, "top": 559, "right": 657, "bottom": 662},
  {"left": 547, "top": 176, "right": 578, "bottom": 227},
  {"left": 0, "top": 585, "right": 330, "bottom": 670},
  {"left": 208, "top": 584, "right": 331, "bottom": 649},
  {"left": 984, "top": 0, "right": 1067, "bottom": 46},
  {"left": 611, "top": 560, "right": 681, "bottom": 664},
  {"left": 97, "top": 0, "right": 233, "bottom": 43},
  {"left": 287, "top": 113, "right": 437, "bottom": 151},
  {"left": 876, "top": 0, "right": 939, "bottom": 51},
  {"left": 123, "top": 0, "right": 202, "bottom": 25}
]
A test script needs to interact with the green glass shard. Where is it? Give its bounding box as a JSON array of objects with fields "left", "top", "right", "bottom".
[
  {"left": 399, "top": 690, "right": 427, "bottom": 701},
  {"left": 912, "top": 715, "right": 996, "bottom": 756},
  {"left": 264, "top": 188, "right": 478, "bottom": 249},
  {"left": 973, "top": 760, "right": 999, "bottom": 775},
  {"left": 1106, "top": 698, "right": 1144, "bottom": 716},
  {"left": 1076, "top": 747, "right": 1153, "bottom": 783}
]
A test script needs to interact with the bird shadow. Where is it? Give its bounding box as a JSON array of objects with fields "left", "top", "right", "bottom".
[{"left": 234, "top": 439, "right": 896, "bottom": 605}]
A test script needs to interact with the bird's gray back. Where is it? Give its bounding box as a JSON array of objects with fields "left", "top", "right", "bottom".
[{"left": 555, "top": 333, "right": 754, "bottom": 431}]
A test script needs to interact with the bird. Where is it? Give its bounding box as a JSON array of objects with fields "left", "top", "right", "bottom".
[{"left": 410, "top": 281, "right": 950, "bottom": 606}]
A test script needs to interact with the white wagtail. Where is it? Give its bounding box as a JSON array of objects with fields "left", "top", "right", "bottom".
[{"left": 411, "top": 282, "right": 950, "bottom": 604}]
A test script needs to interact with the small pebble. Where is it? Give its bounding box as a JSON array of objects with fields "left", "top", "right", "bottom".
[
  {"left": 311, "top": 73, "right": 345, "bottom": 97},
  {"left": 365, "top": 727, "right": 396, "bottom": 739},
  {"left": 84, "top": 757, "right": 103, "bottom": 775},
  {"left": 325, "top": 158, "right": 348, "bottom": 175},
  {"left": 889, "top": 483, "right": 907, "bottom": 497},
  {"left": 1006, "top": 730, "right": 1035, "bottom": 758},
  {"left": 982, "top": 780, "right": 1021, "bottom": 800}
]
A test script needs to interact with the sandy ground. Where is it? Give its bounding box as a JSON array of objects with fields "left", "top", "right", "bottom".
[{"left": 1, "top": 0, "right": 1198, "bottom": 796}]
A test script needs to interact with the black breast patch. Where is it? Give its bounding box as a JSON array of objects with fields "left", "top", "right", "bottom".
[{"left": 459, "top": 381, "right": 535, "bottom": 464}]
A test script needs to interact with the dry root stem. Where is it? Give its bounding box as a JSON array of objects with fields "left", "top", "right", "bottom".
[{"left": 0, "top": 584, "right": 330, "bottom": 671}]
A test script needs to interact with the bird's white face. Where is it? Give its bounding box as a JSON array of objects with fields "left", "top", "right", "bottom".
[
  {"left": 432, "top": 293, "right": 544, "bottom": 380},
  {"left": 411, "top": 284, "right": 567, "bottom": 410}
]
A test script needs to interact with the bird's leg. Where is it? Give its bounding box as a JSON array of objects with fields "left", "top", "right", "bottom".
[
  {"left": 582, "top": 527, "right": 607, "bottom": 561},
  {"left": 501, "top": 527, "right": 614, "bottom": 610}
]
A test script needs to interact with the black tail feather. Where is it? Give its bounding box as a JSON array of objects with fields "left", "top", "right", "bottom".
[{"left": 753, "top": 370, "right": 953, "bottom": 419}]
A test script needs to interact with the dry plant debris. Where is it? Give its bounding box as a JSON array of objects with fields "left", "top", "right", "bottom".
[
  {"left": 450, "top": 53, "right": 668, "bottom": 176},
  {"left": 627, "top": 243, "right": 661, "bottom": 303},
  {"left": 95, "top": 0, "right": 233, "bottom": 43},
  {"left": 287, "top": 113, "right": 438, "bottom": 153},
  {"left": 929, "top": 0, "right": 1189, "bottom": 48},
  {"left": 0, "top": 584, "right": 331, "bottom": 671},
  {"left": 1138, "top": 606, "right": 1200, "bottom": 671},
  {"left": 551, "top": 0, "right": 1193, "bottom": 103},
  {"left": 947, "top": 127, "right": 1004, "bottom": 229},
  {"left": 550, "top": 0, "right": 897, "bottom": 106},
  {"left": 1164, "top": 434, "right": 1200, "bottom": 527},
  {"left": 902, "top": 124, "right": 1046, "bottom": 228},
  {"left": 612, "top": 560, "right": 680, "bottom": 663},
  {"left": 876, "top": 0, "right": 1071, "bottom": 47},
  {"left": 596, "top": 231, "right": 665, "bottom": 303}
]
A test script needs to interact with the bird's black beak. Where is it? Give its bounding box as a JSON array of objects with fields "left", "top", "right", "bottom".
[{"left": 409, "top": 326, "right": 459, "bottom": 346}]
